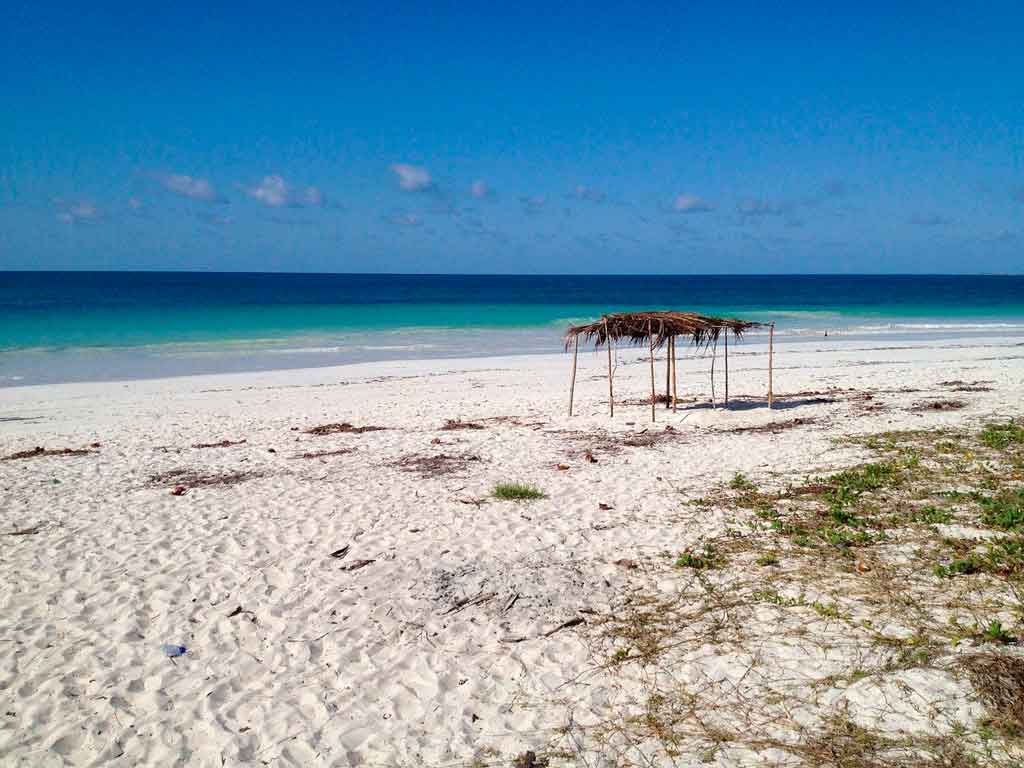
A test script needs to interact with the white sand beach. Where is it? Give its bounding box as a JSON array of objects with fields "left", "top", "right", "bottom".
[{"left": 2, "top": 335, "right": 1024, "bottom": 767}]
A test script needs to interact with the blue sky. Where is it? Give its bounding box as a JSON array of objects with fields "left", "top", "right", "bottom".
[{"left": 1, "top": 2, "right": 1021, "bottom": 273}]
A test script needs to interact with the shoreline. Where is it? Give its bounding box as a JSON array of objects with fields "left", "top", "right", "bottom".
[{"left": 4, "top": 326, "right": 1024, "bottom": 389}]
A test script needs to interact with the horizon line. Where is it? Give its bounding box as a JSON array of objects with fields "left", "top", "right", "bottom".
[{"left": 2, "top": 270, "right": 1022, "bottom": 278}]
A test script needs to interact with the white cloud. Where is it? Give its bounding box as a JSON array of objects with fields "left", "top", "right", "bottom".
[
  {"left": 671, "top": 194, "right": 713, "bottom": 213},
  {"left": 301, "top": 186, "right": 324, "bottom": 207},
  {"left": 242, "top": 175, "right": 325, "bottom": 208},
  {"left": 247, "top": 175, "right": 289, "bottom": 207},
  {"left": 470, "top": 180, "right": 490, "bottom": 199},
  {"left": 390, "top": 163, "right": 433, "bottom": 192},
  {"left": 161, "top": 173, "right": 219, "bottom": 201},
  {"left": 55, "top": 199, "right": 101, "bottom": 224},
  {"left": 70, "top": 201, "right": 99, "bottom": 220}
]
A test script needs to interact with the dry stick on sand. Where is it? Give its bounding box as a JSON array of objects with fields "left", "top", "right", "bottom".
[
  {"left": 296, "top": 448, "right": 355, "bottom": 460},
  {"left": 502, "top": 616, "right": 587, "bottom": 644},
  {"left": 502, "top": 592, "right": 520, "bottom": 614},
  {"left": 440, "top": 419, "right": 485, "bottom": 430},
  {"left": 724, "top": 417, "right": 816, "bottom": 434},
  {"left": 148, "top": 468, "right": 263, "bottom": 489},
  {"left": 910, "top": 399, "right": 968, "bottom": 412},
  {"left": 304, "top": 423, "right": 386, "bottom": 436},
  {"left": 391, "top": 453, "right": 482, "bottom": 478},
  {"left": 444, "top": 591, "right": 497, "bottom": 615},
  {"left": 340, "top": 559, "right": 374, "bottom": 572},
  {"left": 191, "top": 439, "right": 246, "bottom": 449},
  {"left": 544, "top": 616, "right": 586, "bottom": 637},
  {"left": 2, "top": 446, "right": 96, "bottom": 461}
]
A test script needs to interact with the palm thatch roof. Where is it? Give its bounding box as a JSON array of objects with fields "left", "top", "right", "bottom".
[{"left": 565, "top": 311, "right": 765, "bottom": 351}]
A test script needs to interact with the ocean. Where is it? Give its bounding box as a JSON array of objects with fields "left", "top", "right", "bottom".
[{"left": 2, "top": 272, "right": 1023, "bottom": 386}]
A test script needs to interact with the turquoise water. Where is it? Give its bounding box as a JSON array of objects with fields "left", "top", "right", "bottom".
[{"left": 2, "top": 272, "right": 1023, "bottom": 385}]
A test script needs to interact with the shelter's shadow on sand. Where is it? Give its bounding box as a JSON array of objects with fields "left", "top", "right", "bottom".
[{"left": 682, "top": 396, "right": 835, "bottom": 412}]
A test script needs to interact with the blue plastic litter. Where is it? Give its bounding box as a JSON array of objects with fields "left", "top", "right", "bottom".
[{"left": 161, "top": 644, "right": 187, "bottom": 658}]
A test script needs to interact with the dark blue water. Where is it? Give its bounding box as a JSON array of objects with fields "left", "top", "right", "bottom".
[{"left": 2, "top": 272, "right": 1023, "bottom": 385}]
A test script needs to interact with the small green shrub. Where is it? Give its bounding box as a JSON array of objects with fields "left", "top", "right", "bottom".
[
  {"left": 980, "top": 421, "right": 1024, "bottom": 450},
  {"left": 819, "top": 462, "right": 903, "bottom": 529},
  {"left": 752, "top": 589, "right": 805, "bottom": 608},
  {"left": 934, "top": 538, "right": 1024, "bottom": 579},
  {"left": 911, "top": 505, "right": 953, "bottom": 525},
  {"left": 610, "top": 648, "right": 630, "bottom": 664},
  {"left": 493, "top": 483, "right": 546, "bottom": 501},
  {"left": 792, "top": 533, "right": 813, "bottom": 547},
  {"left": 729, "top": 472, "right": 755, "bottom": 491},
  {"left": 675, "top": 546, "right": 725, "bottom": 570},
  {"left": 756, "top": 553, "right": 780, "bottom": 567},
  {"left": 812, "top": 601, "right": 844, "bottom": 619},
  {"left": 819, "top": 526, "right": 884, "bottom": 549},
  {"left": 934, "top": 556, "right": 983, "bottom": 578},
  {"left": 979, "top": 488, "right": 1024, "bottom": 530},
  {"left": 982, "top": 620, "right": 1017, "bottom": 645},
  {"left": 826, "top": 462, "right": 902, "bottom": 501},
  {"left": 985, "top": 537, "right": 1024, "bottom": 575}
]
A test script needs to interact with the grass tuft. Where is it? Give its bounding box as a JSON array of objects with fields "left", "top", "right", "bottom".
[
  {"left": 982, "top": 620, "right": 1018, "bottom": 645},
  {"left": 729, "top": 472, "right": 756, "bottom": 491},
  {"left": 911, "top": 505, "right": 954, "bottom": 525},
  {"left": 824, "top": 461, "right": 903, "bottom": 511},
  {"left": 986, "top": 538, "right": 1024, "bottom": 576},
  {"left": 493, "top": 482, "right": 546, "bottom": 501},
  {"left": 934, "top": 556, "right": 983, "bottom": 579},
  {"left": 980, "top": 421, "right": 1024, "bottom": 450},
  {"left": 979, "top": 488, "right": 1024, "bottom": 531},
  {"left": 675, "top": 546, "right": 725, "bottom": 570}
]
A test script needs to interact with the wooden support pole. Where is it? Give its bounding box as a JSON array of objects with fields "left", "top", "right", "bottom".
[
  {"left": 724, "top": 328, "right": 729, "bottom": 406},
  {"left": 567, "top": 335, "right": 578, "bottom": 417},
  {"left": 710, "top": 337, "right": 718, "bottom": 408},
  {"left": 671, "top": 336, "right": 678, "bottom": 412},
  {"left": 768, "top": 322, "right": 775, "bottom": 409},
  {"left": 648, "top": 321, "right": 656, "bottom": 423},
  {"left": 605, "top": 320, "right": 614, "bottom": 417},
  {"left": 664, "top": 335, "right": 671, "bottom": 408}
]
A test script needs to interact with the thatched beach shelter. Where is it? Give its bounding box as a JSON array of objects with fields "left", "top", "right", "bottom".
[{"left": 564, "top": 311, "right": 775, "bottom": 421}]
